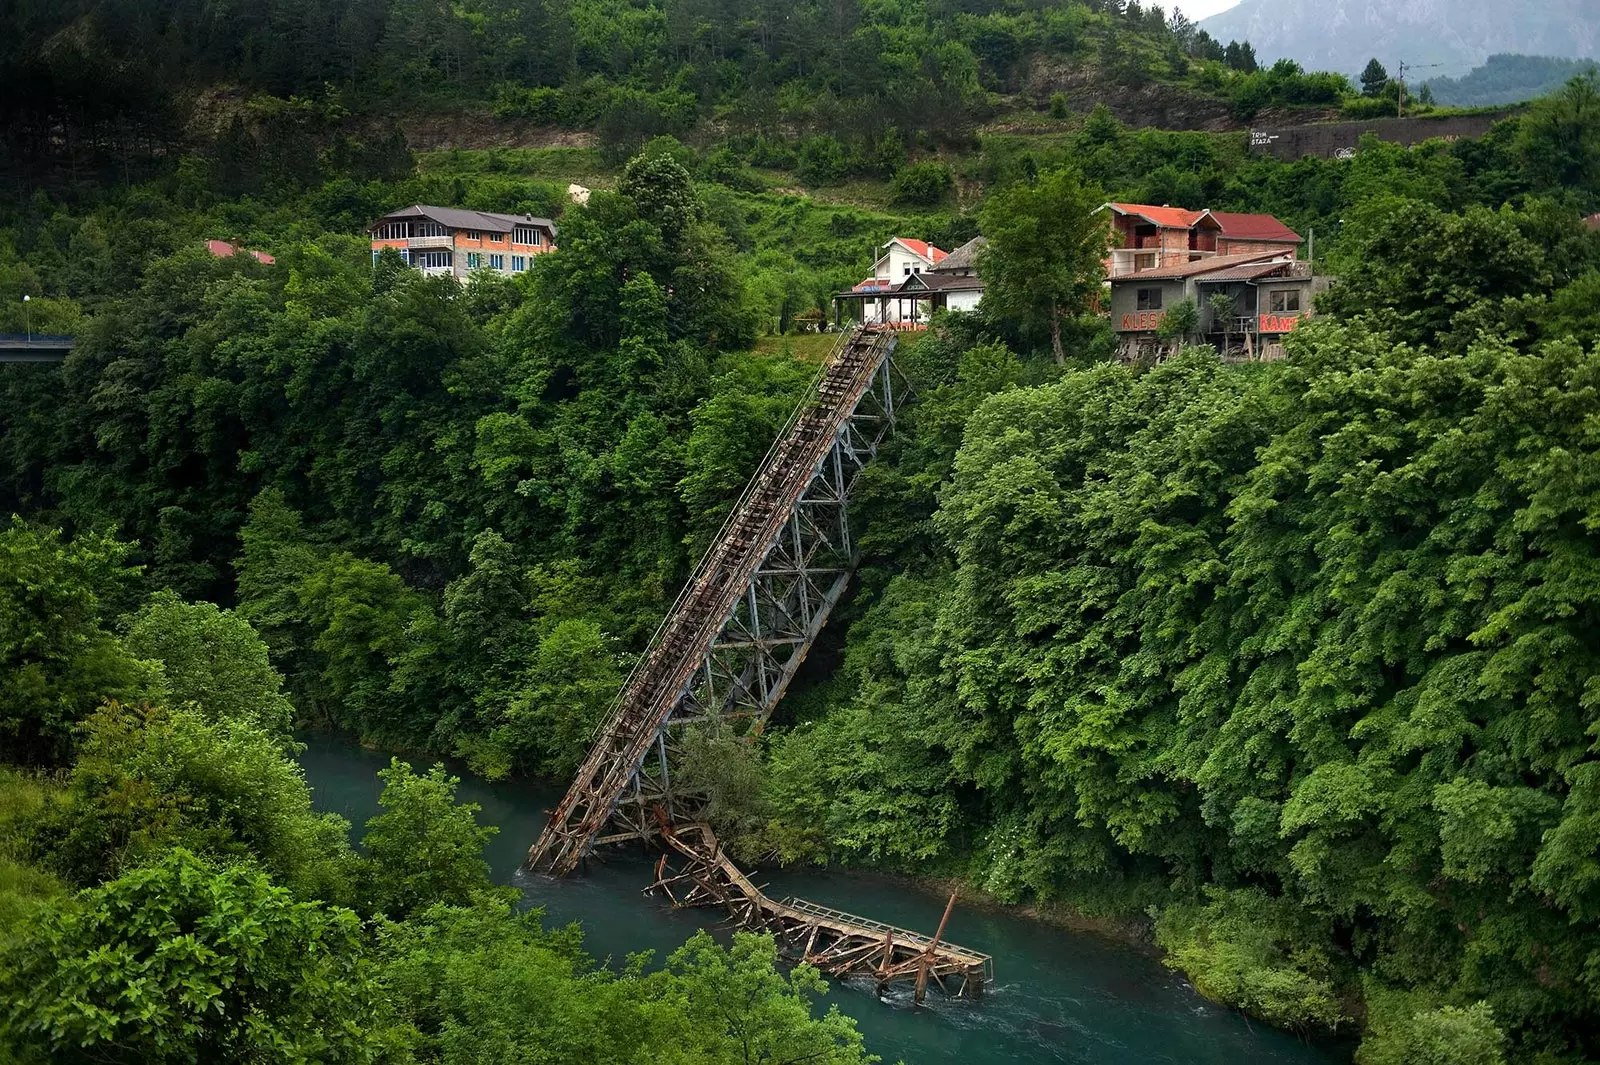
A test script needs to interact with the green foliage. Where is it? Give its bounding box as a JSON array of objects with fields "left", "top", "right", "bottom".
[
  {"left": 30, "top": 703, "right": 356, "bottom": 901},
  {"left": 123, "top": 591, "right": 296, "bottom": 736},
  {"left": 1157, "top": 890, "right": 1346, "bottom": 1032},
  {"left": 978, "top": 166, "right": 1108, "bottom": 362},
  {"left": 1358, "top": 986, "right": 1508, "bottom": 1065},
  {"left": 0, "top": 520, "right": 161, "bottom": 766},
  {"left": 1426, "top": 55, "right": 1600, "bottom": 108},
  {"left": 0, "top": 848, "right": 387, "bottom": 1065},
  {"left": 1516, "top": 73, "right": 1600, "bottom": 200},
  {"left": 361, "top": 760, "right": 497, "bottom": 918},
  {"left": 1362, "top": 58, "right": 1392, "bottom": 97},
  {"left": 1156, "top": 296, "right": 1198, "bottom": 342},
  {"left": 379, "top": 898, "right": 874, "bottom": 1065},
  {"left": 890, "top": 161, "right": 957, "bottom": 207}
]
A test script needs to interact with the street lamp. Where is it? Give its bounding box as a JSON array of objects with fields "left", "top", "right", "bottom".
[{"left": 21, "top": 295, "right": 30, "bottom": 342}]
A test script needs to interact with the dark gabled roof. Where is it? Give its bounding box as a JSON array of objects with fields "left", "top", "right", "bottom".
[
  {"left": 371, "top": 204, "right": 557, "bottom": 234},
  {"left": 1192, "top": 261, "right": 1301, "bottom": 283},
  {"left": 899, "top": 272, "right": 984, "bottom": 292},
  {"left": 1115, "top": 250, "right": 1287, "bottom": 282},
  {"left": 930, "top": 236, "right": 987, "bottom": 273}
]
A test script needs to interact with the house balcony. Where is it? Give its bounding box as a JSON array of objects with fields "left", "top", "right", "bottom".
[
  {"left": 418, "top": 264, "right": 456, "bottom": 278},
  {"left": 408, "top": 235, "right": 455, "bottom": 250},
  {"left": 1108, "top": 248, "right": 1217, "bottom": 277}
]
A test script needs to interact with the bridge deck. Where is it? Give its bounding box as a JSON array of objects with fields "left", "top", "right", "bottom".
[
  {"left": 0, "top": 335, "right": 75, "bottom": 363},
  {"left": 651, "top": 822, "right": 991, "bottom": 998}
]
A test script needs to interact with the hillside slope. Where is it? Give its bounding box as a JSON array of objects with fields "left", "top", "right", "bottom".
[{"left": 1199, "top": 0, "right": 1600, "bottom": 77}]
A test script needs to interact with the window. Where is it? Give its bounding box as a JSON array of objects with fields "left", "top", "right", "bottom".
[
  {"left": 489, "top": 232, "right": 504, "bottom": 242},
  {"left": 1269, "top": 289, "right": 1301, "bottom": 313},
  {"left": 514, "top": 226, "right": 541, "bottom": 245},
  {"left": 1135, "top": 252, "right": 1157, "bottom": 271},
  {"left": 466, "top": 252, "right": 483, "bottom": 269},
  {"left": 512, "top": 256, "right": 526, "bottom": 272},
  {"left": 903, "top": 264, "right": 912, "bottom": 276},
  {"left": 465, "top": 230, "right": 482, "bottom": 241},
  {"left": 1137, "top": 288, "right": 1164, "bottom": 311},
  {"left": 414, "top": 250, "right": 452, "bottom": 269},
  {"left": 490, "top": 254, "right": 504, "bottom": 270},
  {"left": 373, "top": 221, "right": 408, "bottom": 240},
  {"left": 417, "top": 222, "right": 449, "bottom": 238}
]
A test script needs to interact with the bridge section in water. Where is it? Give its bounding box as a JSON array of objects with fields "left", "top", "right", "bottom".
[{"left": 525, "top": 325, "right": 991, "bottom": 997}]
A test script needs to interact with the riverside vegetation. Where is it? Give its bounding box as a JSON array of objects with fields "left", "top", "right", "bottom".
[{"left": 5, "top": 2, "right": 1600, "bottom": 1062}]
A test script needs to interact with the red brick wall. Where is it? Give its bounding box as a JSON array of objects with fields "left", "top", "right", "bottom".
[{"left": 1219, "top": 238, "right": 1298, "bottom": 259}]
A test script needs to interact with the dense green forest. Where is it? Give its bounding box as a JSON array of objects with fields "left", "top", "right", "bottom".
[
  {"left": 6, "top": 0, "right": 1600, "bottom": 1060},
  {"left": 1424, "top": 54, "right": 1600, "bottom": 108}
]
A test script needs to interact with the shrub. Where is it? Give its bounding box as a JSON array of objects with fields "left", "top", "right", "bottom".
[
  {"left": 890, "top": 161, "right": 956, "bottom": 206},
  {"left": 796, "top": 135, "right": 850, "bottom": 185}
]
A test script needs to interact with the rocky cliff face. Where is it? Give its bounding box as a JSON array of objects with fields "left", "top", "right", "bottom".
[{"left": 1198, "top": 0, "right": 1600, "bottom": 78}]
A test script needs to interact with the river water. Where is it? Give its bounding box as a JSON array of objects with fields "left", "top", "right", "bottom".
[{"left": 299, "top": 736, "right": 1348, "bottom": 1065}]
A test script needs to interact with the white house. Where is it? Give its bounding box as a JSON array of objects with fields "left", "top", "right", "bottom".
[
  {"left": 832, "top": 235, "right": 986, "bottom": 326},
  {"left": 834, "top": 237, "right": 949, "bottom": 327}
]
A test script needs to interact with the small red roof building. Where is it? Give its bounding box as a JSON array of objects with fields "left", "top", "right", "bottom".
[
  {"left": 1098, "top": 202, "right": 1302, "bottom": 277},
  {"left": 205, "top": 239, "right": 275, "bottom": 265}
]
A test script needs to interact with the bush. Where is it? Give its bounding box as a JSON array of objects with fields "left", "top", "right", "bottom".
[
  {"left": 1155, "top": 889, "right": 1349, "bottom": 1033},
  {"left": 491, "top": 83, "right": 573, "bottom": 125},
  {"left": 890, "top": 161, "right": 956, "bottom": 206},
  {"left": 795, "top": 135, "right": 850, "bottom": 185}
]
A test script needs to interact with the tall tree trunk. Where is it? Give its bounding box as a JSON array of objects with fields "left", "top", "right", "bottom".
[{"left": 1050, "top": 298, "right": 1064, "bottom": 365}]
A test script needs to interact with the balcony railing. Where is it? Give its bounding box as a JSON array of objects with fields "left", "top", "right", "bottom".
[{"left": 408, "top": 235, "right": 454, "bottom": 249}]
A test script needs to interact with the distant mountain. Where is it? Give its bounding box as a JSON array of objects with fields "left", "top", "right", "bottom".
[
  {"left": 1423, "top": 54, "right": 1600, "bottom": 107},
  {"left": 1198, "top": 0, "right": 1600, "bottom": 79}
]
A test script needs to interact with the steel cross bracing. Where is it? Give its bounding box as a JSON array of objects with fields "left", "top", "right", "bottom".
[{"left": 527, "top": 327, "right": 902, "bottom": 875}]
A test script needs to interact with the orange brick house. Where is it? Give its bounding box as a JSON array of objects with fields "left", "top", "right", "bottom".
[
  {"left": 1098, "top": 203, "right": 1302, "bottom": 278},
  {"left": 368, "top": 205, "right": 557, "bottom": 281}
]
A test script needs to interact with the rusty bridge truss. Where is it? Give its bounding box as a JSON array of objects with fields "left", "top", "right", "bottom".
[
  {"left": 525, "top": 326, "right": 992, "bottom": 998},
  {"left": 527, "top": 326, "right": 903, "bottom": 875}
]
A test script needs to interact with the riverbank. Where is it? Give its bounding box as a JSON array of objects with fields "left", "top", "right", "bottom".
[{"left": 299, "top": 732, "right": 1350, "bottom": 1065}]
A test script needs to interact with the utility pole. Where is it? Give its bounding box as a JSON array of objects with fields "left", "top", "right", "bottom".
[{"left": 1395, "top": 60, "right": 1444, "bottom": 118}]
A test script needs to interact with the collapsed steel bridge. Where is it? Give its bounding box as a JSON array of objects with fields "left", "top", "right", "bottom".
[{"left": 525, "top": 325, "right": 990, "bottom": 996}]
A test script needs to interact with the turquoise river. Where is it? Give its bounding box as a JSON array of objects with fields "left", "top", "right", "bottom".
[{"left": 299, "top": 735, "right": 1350, "bottom": 1065}]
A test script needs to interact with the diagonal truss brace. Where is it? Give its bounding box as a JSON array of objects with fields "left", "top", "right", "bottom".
[{"left": 529, "top": 330, "right": 906, "bottom": 870}]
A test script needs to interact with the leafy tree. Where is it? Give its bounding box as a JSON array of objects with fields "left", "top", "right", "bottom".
[
  {"left": 1516, "top": 72, "right": 1600, "bottom": 199},
  {"left": 0, "top": 849, "right": 388, "bottom": 1065},
  {"left": 1156, "top": 295, "right": 1199, "bottom": 353},
  {"left": 666, "top": 931, "right": 872, "bottom": 1065},
  {"left": 890, "top": 161, "right": 955, "bottom": 207},
  {"left": 31, "top": 703, "right": 356, "bottom": 900},
  {"left": 123, "top": 591, "right": 296, "bottom": 736},
  {"left": 361, "top": 759, "right": 497, "bottom": 917},
  {"left": 0, "top": 520, "right": 161, "bottom": 766},
  {"left": 978, "top": 166, "right": 1109, "bottom": 363}
]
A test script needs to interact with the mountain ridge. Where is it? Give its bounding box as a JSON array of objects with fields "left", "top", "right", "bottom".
[{"left": 1198, "top": 0, "right": 1600, "bottom": 78}]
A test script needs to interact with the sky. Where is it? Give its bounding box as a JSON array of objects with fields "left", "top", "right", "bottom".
[{"left": 1156, "top": 0, "right": 1244, "bottom": 19}]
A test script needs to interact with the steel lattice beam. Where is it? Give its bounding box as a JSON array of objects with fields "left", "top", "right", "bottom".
[{"left": 527, "top": 328, "right": 904, "bottom": 874}]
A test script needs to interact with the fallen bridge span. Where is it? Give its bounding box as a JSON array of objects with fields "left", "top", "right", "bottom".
[{"left": 525, "top": 325, "right": 993, "bottom": 999}]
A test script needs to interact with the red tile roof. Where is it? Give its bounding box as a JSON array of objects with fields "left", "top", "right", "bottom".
[
  {"left": 1106, "top": 203, "right": 1207, "bottom": 229},
  {"left": 893, "top": 238, "right": 948, "bottom": 263},
  {"left": 1209, "top": 211, "right": 1303, "bottom": 243},
  {"left": 205, "top": 240, "right": 274, "bottom": 264}
]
